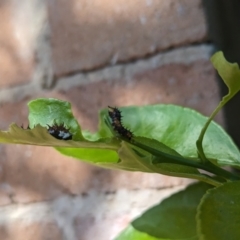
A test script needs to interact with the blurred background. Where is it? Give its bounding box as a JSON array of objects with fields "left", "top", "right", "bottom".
[{"left": 0, "top": 0, "right": 239, "bottom": 239}]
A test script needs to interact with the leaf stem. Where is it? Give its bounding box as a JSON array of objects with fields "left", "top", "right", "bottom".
[
  {"left": 131, "top": 139, "right": 240, "bottom": 181},
  {"left": 196, "top": 96, "right": 231, "bottom": 163}
]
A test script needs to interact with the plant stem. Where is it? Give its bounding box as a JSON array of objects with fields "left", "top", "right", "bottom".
[
  {"left": 131, "top": 139, "right": 240, "bottom": 181},
  {"left": 196, "top": 96, "right": 231, "bottom": 163}
]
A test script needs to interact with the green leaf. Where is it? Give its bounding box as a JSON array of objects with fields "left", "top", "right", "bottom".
[
  {"left": 115, "top": 225, "right": 161, "bottom": 240},
  {"left": 197, "top": 181, "right": 240, "bottom": 240},
  {"left": 57, "top": 147, "right": 118, "bottom": 163},
  {"left": 0, "top": 99, "right": 230, "bottom": 184},
  {"left": 0, "top": 99, "right": 120, "bottom": 164},
  {"left": 0, "top": 123, "right": 117, "bottom": 149},
  {"left": 102, "top": 105, "right": 240, "bottom": 168},
  {"left": 211, "top": 51, "right": 240, "bottom": 99},
  {"left": 28, "top": 98, "right": 83, "bottom": 140},
  {"left": 0, "top": 99, "right": 239, "bottom": 173},
  {"left": 132, "top": 182, "right": 213, "bottom": 239}
]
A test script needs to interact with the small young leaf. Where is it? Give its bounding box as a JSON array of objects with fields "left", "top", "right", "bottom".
[
  {"left": 211, "top": 51, "right": 240, "bottom": 99},
  {"left": 197, "top": 181, "right": 240, "bottom": 240}
]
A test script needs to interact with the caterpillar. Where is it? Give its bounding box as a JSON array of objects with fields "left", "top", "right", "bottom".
[
  {"left": 47, "top": 123, "right": 72, "bottom": 140},
  {"left": 108, "top": 106, "right": 133, "bottom": 140},
  {"left": 20, "top": 122, "right": 72, "bottom": 140}
]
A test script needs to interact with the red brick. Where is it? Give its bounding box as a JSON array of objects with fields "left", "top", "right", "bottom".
[
  {"left": 0, "top": 222, "right": 63, "bottom": 240},
  {"left": 48, "top": 0, "right": 207, "bottom": 76},
  {"left": 0, "top": 1, "right": 35, "bottom": 88}
]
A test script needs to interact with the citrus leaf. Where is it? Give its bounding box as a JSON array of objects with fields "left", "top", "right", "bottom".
[
  {"left": 0, "top": 99, "right": 239, "bottom": 173},
  {"left": 132, "top": 182, "right": 212, "bottom": 240},
  {"left": 100, "top": 105, "right": 240, "bottom": 168},
  {"left": 211, "top": 51, "right": 240, "bottom": 99},
  {"left": 0, "top": 124, "right": 118, "bottom": 149},
  {"left": 114, "top": 225, "right": 161, "bottom": 240},
  {"left": 28, "top": 98, "right": 83, "bottom": 140},
  {"left": 0, "top": 99, "right": 120, "bottom": 164},
  {"left": 197, "top": 181, "right": 240, "bottom": 240},
  {"left": 56, "top": 146, "right": 118, "bottom": 163}
]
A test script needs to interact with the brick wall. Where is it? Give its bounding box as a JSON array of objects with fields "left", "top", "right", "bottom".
[{"left": 0, "top": 0, "right": 222, "bottom": 239}]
